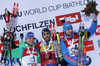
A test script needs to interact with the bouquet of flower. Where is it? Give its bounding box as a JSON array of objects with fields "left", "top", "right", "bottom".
[{"left": 81, "top": 0, "right": 99, "bottom": 16}]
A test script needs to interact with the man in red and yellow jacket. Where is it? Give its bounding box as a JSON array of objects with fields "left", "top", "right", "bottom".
[{"left": 35, "top": 28, "right": 57, "bottom": 66}]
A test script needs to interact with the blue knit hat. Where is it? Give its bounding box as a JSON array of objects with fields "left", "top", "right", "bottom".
[
  {"left": 25, "top": 32, "right": 35, "bottom": 41},
  {"left": 63, "top": 22, "right": 73, "bottom": 32},
  {"left": 41, "top": 28, "right": 51, "bottom": 36}
]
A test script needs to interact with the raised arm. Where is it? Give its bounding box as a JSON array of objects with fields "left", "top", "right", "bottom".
[{"left": 87, "top": 12, "right": 98, "bottom": 38}]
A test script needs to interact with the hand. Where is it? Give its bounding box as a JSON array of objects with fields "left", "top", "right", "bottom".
[
  {"left": 77, "top": 62, "right": 84, "bottom": 66},
  {"left": 93, "top": 12, "right": 99, "bottom": 21}
]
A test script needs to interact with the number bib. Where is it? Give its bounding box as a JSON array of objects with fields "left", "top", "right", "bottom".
[
  {"left": 40, "top": 51, "right": 56, "bottom": 65},
  {"left": 22, "top": 55, "right": 37, "bottom": 66},
  {"left": 21, "top": 47, "right": 38, "bottom": 66}
]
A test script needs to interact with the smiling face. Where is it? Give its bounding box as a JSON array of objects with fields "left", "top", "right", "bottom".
[
  {"left": 26, "top": 37, "right": 34, "bottom": 45},
  {"left": 65, "top": 28, "right": 73, "bottom": 36},
  {"left": 42, "top": 32, "right": 51, "bottom": 42}
]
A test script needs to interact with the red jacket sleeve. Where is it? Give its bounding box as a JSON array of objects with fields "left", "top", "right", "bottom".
[{"left": 35, "top": 42, "right": 41, "bottom": 49}]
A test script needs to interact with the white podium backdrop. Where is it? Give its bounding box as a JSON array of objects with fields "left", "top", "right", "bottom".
[{"left": 0, "top": 0, "right": 100, "bottom": 66}]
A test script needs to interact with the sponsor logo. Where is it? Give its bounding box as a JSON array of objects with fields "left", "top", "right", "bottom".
[
  {"left": 6, "top": 58, "right": 19, "bottom": 65},
  {"left": 95, "top": 25, "right": 100, "bottom": 35},
  {"left": 55, "top": 12, "right": 82, "bottom": 26},
  {"left": 86, "top": 40, "right": 94, "bottom": 52}
]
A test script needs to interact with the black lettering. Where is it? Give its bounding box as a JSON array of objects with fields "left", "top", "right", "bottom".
[
  {"left": 42, "top": 7, "right": 47, "bottom": 13},
  {"left": 69, "top": 2, "right": 74, "bottom": 7},
  {"left": 22, "top": 24, "right": 27, "bottom": 31},
  {"left": 48, "top": 6, "right": 53, "bottom": 11},
  {"left": 32, "top": 23, "right": 35, "bottom": 29},
  {"left": 23, "top": 10, "right": 30, "bottom": 16},
  {"left": 17, "top": 11, "right": 22, "bottom": 17},
  {"left": 34, "top": 23, "right": 39, "bottom": 29},
  {"left": 27, "top": 23, "right": 31, "bottom": 30},
  {"left": 38, "top": 8, "right": 42, "bottom": 13},
  {"left": 53, "top": 6, "right": 57, "bottom": 11},
  {"left": 49, "top": 52, "right": 52, "bottom": 59},
  {"left": 44, "top": 20, "right": 49, "bottom": 26},
  {"left": 33, "top": 56, "right": 35, "bottom": 62},
  {"left": 29, "top": 9, "right": 34, "bottom": 15},
  {"left": 63, "top": 3, "right": 69, "bottom": 9},
  {"left": 39, "top": 21, "right": 44, "bottom": 27},
  {"left": 75, "top": 1, "right": 81, "bottom": 6},
  {"left": 71, "top": 2, "right": 76, "bottom": 7},
  {"left": 79, "top": 1, "right": 83, "bottom": 5},
  {"left": 13, "top": 27, "right": 16, "bottom": 32},
  {"left": 16, "top": 25, "right": 21, "bottom": 32},
  {"left": 83, "top": 0, "right": 88, "bottom": 5},
  {"left": 39, "top": 7, "right": 47, "bottom": 13},
  {"left": 34, "top": 8, "right": 39, "bottom": 14},
  {"left": 56, "top": 4, "right": 61, "bottom": 10},
  {"left": 50, "top": 19, "right": 55, "bottom": 24}
]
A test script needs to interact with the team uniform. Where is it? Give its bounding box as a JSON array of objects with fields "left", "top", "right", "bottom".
[
  {"left": 61, "top": 21, "right": 97, "bottom": 66},
  {"left": 35, "top": 28, "right": 57, "bottom": 66},
  {"left": 35, "top": 40, "right": 57, "bottom": 66},
  {"left": 8, "top": 32, "right": 41, "bottom": 66},
  {"left": 8, "top": 42, "right": 41, "bottom": 66}
]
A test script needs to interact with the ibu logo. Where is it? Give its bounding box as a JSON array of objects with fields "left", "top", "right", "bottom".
[{"left": 98, "top": 40, "right": 100, "bottom": 48}]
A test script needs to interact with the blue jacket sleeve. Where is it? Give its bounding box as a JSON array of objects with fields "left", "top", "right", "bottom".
[
  {"left": 87, "top": 21, "right": 97, "bottom": 38},
  {"left": 60, "top": 40, "right": 77, "bottom": 66},
  {"left": 77, "top": 21, "right": 97, "bottom": 39}
]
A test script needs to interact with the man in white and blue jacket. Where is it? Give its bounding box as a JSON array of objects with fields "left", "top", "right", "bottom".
[{"left": 61, "top": 12, "right": 98, "bottom": 66}]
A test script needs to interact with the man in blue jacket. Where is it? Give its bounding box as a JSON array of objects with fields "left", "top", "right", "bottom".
[{"left": 61, "top": 12, "right": 98, "bottom": 66}]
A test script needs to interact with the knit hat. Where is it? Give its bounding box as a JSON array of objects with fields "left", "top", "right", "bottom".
[
  {"left": 63, "top": 22, "right": 73, "bottom": 32},
  {"left": 25, "top": 32, "right": 35, "bottom": 41},
  {"left": 41, "top": 28, "right": 51, "bottom": 36}
]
